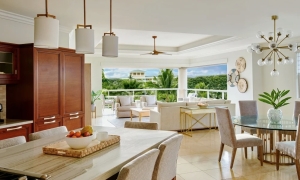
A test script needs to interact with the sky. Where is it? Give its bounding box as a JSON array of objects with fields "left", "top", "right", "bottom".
[{"left": 104, "top": 64, "right": 227, "bottom": 79}]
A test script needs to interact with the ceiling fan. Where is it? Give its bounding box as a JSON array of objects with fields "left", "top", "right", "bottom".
[{"left": 141, "top": 36, "right": 171, "bottom": 55}]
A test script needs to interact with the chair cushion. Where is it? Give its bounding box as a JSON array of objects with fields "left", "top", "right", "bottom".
[
  {"left": 276, "top": 141, "right": 296, "bottom": 158},
  {"left": 117, "top": 106, "right": 137, "bottom": 111},
  {"left": 146, "top": 96, "right": 156, "bottom": 105},
  {"left": 119, "top": 96, "right": 132, "bottom": 106},
  {"left": 235, "top": 134, "right": 263, "bottom": 148}
]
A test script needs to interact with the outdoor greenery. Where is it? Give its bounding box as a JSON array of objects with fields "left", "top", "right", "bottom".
[
  {"left": 102, "top": 68, "right": 227, "bottom": 102},
  {"left": 258, "top": 88, "right": 291, "bottom": 109}
]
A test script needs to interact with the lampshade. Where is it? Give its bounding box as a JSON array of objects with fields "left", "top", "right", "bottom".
[
  {"left": 34, "top": 16, "right": 59, "bottom": 49},
  {"left": 102, "top": 35, "right": 118, "bottom": 57},
  {"left": 75, "top": 28, "right": 94, "bottom": 54}
]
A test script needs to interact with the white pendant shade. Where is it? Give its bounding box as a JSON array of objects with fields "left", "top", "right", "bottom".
[
  {"left": 75, "top": 28, "right": 95, "bottom": 54},
  {"left": 102, "top": 36, "right": 118, "bottom": 57},
  {"left": 34, "top": 16, "right": 59, "bottom": 49}
]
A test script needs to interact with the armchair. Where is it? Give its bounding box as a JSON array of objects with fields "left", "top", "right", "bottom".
[
  {"left": 140, "top": 95, "right": 158, "bottom": 108},
  {"left": 115, "top": 96, "right": 137, "bottom": 118}
]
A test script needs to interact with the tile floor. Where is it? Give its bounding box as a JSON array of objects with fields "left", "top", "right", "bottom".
[{"left": 93, "top": 109, "right": 298, "bottom": 180}]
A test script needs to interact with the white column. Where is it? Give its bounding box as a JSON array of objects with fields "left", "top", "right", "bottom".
[{"left": 178, "top": 67, "right": 187, "bottom": 99}]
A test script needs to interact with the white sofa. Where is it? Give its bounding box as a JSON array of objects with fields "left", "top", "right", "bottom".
[{"left": 150, "top": 99, "right": 235, "bottom": 131}]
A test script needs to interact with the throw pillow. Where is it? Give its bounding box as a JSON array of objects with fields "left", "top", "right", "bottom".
[
  {"left": 119, "top": 96, "right": 131, "bottom": 106},
  {"left": 146, "top": 96, "right": 156, "bottom": 105}
]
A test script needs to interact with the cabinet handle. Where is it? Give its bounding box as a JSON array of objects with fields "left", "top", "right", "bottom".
[
  {"left": 44, "top": 120, "right": 56, "bottom": 124},
  {"left": 70, "top": 112, "right": 79, "bottom": 116},
  {"left": 70, "top": 116, "right": 79, "bottom": 119},
  {"left": 44, "top": 116, "right": 55, "bottom": 120},
  {"left": 7, "top": 126, "right": 22, "bottom": 131}
]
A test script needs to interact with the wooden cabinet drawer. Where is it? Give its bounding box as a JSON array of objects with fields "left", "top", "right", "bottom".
[
  {"left": 35, "top": 118, "right": 62, "bottom": 132},
  {"left": 63, "top": 114, "right": 84, "bottom": 131},
  {"left": 0, "top": 123, "right": 32, "bottom": 141}
]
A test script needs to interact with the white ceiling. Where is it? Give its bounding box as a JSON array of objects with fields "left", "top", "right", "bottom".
[{"left": 1, "top": 0, "right": 300, "bottom": 58}]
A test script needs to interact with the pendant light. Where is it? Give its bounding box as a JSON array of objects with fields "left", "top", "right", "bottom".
[
  {"left": 34, "top": 0, "right": 59, "bottom": 49},
  {"left": 102, "top": 0, "right": 118, "bottom": 57},
  {"left": 75, "top": 0, "right": 94, "bottom": 54}
]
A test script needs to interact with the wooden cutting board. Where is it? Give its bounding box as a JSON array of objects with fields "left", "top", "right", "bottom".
[{"left": 43, "top": 135, "right": 120, "bottom": 158}]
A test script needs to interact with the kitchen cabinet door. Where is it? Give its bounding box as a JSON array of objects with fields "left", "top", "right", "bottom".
[
  {"left": 34, "top": 49, "right": 62, "bottom": 121},
  {"left": 62, "top": 53, "right": 84, "bottom": 117},
  {"left": 63, "top": 114, "right": 84, "bottom": 131},
  {"left": 0, "top": 42, "right": 20, "bottom": 84},
  {"left": 0, "top": 123, "right": 32, "bottom": 141}
]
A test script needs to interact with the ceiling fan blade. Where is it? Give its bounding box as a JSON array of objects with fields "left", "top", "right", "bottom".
[
  {"left": 156, "top": 51, "right": 172, "bottom": 55},
  {"left": 140, "top": 52, "right": 154, "bottom": 55}
]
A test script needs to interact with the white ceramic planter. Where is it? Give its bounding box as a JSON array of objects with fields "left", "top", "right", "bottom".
[{"left": 267, "top": 108, "right": 282, "bottom": 124}]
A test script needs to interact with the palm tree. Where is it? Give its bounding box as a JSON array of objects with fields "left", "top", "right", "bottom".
[{"left": 157, "top": 69, "right": 176, "bottom": 90}]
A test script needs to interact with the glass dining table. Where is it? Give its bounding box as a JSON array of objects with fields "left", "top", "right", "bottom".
[{"left": 232, "top": 116, "right": 297, "bottom": 165}]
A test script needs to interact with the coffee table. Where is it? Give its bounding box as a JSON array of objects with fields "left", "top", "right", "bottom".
[{"left": 130, "top": 108, "right": 150, "bottom": 121}]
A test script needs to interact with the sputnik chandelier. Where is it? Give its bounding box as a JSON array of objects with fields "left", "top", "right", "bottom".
[{"left": 246, "top": 15, "right": 298, "bottom": 76}]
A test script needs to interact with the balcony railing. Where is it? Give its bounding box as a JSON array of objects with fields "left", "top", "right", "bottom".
[{"left": 102, "top": 88, "right": 227, "bottom": 101}]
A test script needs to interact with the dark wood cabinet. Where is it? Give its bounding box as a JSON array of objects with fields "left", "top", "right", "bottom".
[
  {"left": 62, "top": 53, "right": 85, "bottom": 117},
  {"left": 0, "top": 42, "right": 20, "bottom": 84},
  {"left": 63, "top": 114, "right": 84, "bottom": 131},
  {"left": 6, "top": 44, "right": 85, "bottom": 133},
  {"left": 0, "top": 123, "right": 32, "bottom": 141},
  {"left": 35, "top": 49, "right": 62, "bottom": 120}
]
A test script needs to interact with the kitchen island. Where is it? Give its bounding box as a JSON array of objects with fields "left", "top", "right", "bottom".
[{"left": 0, "top": 126, "right": 177, "bottom": 179}]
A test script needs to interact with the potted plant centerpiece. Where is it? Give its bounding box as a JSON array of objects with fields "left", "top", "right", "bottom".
[
  {"left": 258, "top": 88, "right": 291, "bottom": 124},
  {"left": 91, "top": 90, "right": 102, "bottom": 111}
]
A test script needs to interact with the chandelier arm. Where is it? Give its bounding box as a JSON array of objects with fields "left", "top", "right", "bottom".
[
  {"left": 277, "top": 37, "right": 287, "bottom": 46},
  {"left": 263, "top": 50, "right": 274, "bottom": 60},
  {"left": 276, "top": 35, "right": 280, "bottom": 43},
  {"left": 277, "top": 46, "right": 289, "bottom": 49},
  {"left": 275, "top": 51, "right": 282, "bottom": 60},
  {"left": 262, "top": 37, "right": 270, "bottom": 43},
  {"left": 277, "top": 50, "right": 287, "bottom": 58}
]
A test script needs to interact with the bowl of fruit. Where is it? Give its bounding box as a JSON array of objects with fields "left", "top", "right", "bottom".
[{"left": 65, "top": 125, "right": 94, "bottom": 149}]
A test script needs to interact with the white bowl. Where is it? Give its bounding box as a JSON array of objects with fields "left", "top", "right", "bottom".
[{"left": 65, "top": 135, "right": 93, "bottom": 149}]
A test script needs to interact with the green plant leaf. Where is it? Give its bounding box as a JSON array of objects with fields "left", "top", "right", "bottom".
[
  {"left": 280, "top": 90, "right": 290, "bottom": 97},
  {"left": 259, "top": 94, "right": 273, "bottom": 103},
  {"left": 258, "top": 98, "right": 274, "bottom": 107}
]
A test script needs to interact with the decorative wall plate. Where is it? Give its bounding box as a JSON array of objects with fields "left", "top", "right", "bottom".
[
  {"left": 227, "top": 69, "right": 240, "bottom": 87},
  {"left": 235, "top": 57, "right": 246, "bottom": 72},
  {"left": 237, "top": 78, "right": 248, "bottom": 93}
]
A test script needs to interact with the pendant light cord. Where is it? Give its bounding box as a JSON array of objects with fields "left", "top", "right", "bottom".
[
  {"left": 110, "top": 0, "right": 112, "bottom": 33},
  {"left": 45, "top": 0, "right": 48, "bottom": 17},
  {"left": 84, "top": 0, "right": 86, "bottom": 27}
]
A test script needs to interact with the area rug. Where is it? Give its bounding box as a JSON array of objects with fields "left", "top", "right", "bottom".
[{"left": 107, "top": 117, "right": 150, "bottom": 128}]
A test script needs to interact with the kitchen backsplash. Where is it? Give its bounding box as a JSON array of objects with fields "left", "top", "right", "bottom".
[{"left": 0, "top": 85, "right": 6, "bottom": 119}]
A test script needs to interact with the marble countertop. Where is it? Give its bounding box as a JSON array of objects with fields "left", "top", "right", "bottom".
[
  {"left": 0, "top": 119, "right": 33, "bottom": 129},
  {"left": 0, "top": 126, "right": 177, "bottom": 180}
]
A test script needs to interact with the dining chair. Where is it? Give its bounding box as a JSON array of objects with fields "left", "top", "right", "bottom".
[
  {"left": 124, "top": 121, "right": 158, "bottom": 130},
  {"left": 278, "top": 101, "right": 300, "bottom": 142},
  {"left": 29, "top": 126, "right": 68, "bottom": 141},
  {"left": 239, "top": 100, "right": 259, "bottom": 151},
  {"left": 215, "top": 107, "right": 263, "bottom": 168},
  {"left": 116, "top": 149, "right": 160, "bottom": 180},
  {"left": 276, "top": 114, "right": 300, "bottom": 179},
  {"left": 0, "top": 136, "right": 26, "bottom": 149},
  {"left": 152, "top": 134, "right": 183, "bottom": 180}
]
